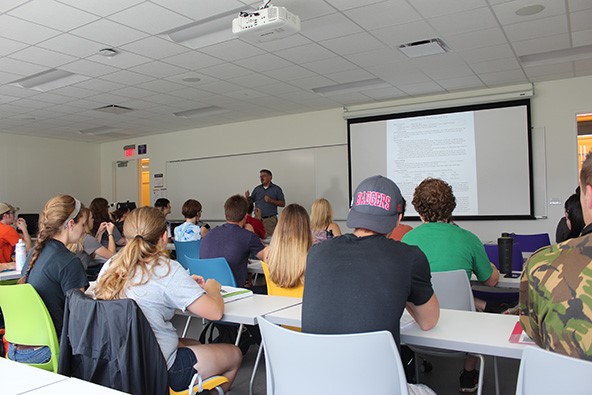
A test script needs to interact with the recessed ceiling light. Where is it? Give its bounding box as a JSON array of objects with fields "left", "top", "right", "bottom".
[
  {"left": 173, "top": 106, "right": 228, "bottom": 118},
  {"left": 516, "top": 5, "right": 545, "bottom": 16},
  {"left": 182, "top": 77, "right": 201, "bottom": 83},
  {"left": 312, "top": 78, "right": 390, "bottom": 96},
  {"left": 98, "top": 48, "right": 118, "bottom": 57},
  {"left": 10, "top": 69, "right": 88, "bottom": 92}
]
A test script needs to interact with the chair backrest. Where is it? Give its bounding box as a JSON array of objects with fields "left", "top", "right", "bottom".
[
  {"left": 173, "top": 239, "right": 201, "bottom": 268},
  {"left": 516, "top": 346, "right": 592, "bottom": 395},
  {"left": 431, "top": 270, "right": 475, "bottom": 311},
  {"left": 257, "top": 316, "right": 409, "bottom": 395},
  {"left": 484, "top": 242, "right": 525, "bottom": 271},
  {"left": 184, "top": 256, "right": 237, "bottom": 287},
  {"left": 261, "top": 261, "right": 304, "bottom": 298},
  {"left": 510, "top": 233, "right": 550, "bottom": 253},
  {"left": 0, "top": 284, "right": 59, "bottom": 372}
]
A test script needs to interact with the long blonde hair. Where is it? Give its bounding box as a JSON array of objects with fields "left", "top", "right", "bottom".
[
  {"left": 310, "top": 198, "right": 333, "bottom": 232},
  {"left": 95, "top": 207, "right": 168, "bottom": 300},
  {"left": 24, "top": 195, "right": 85, "bottom": 279},
  {"left": 266, "top": 204, "right": 311, "bottom": 288}
]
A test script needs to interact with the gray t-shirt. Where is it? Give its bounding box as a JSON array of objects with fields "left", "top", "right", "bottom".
[{"left": 99, "top": 257, "right": 204, "bottom": 368}]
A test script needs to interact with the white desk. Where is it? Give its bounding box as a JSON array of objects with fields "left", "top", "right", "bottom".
[
  {"left": 263, "top": 305, "right": 526, "bottom": 359},
  {"left": 471, "top": 272, "right": 521, "bottom": 290},
  {"left": 31, "top": 377, "right": 129, "bottom": 394},
  {"left": 222, "top": 294, "right": 301, "bottom": 326},
  {"left": 0, "top": 270, "right": 21, "bottom": 281},
  {"left": 0, "top": 357, "right": 68, "bottom": 395},
  {"left": 247, "top": 260, "right": 263, "bottom": 275}
]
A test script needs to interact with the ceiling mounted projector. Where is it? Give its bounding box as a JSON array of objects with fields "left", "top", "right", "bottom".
[{"left": 232, "top": 6, "right": 300, "bottom": 43}]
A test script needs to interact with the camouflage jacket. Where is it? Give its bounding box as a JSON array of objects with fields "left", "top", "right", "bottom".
[{"left": 519, "top": 227, "right": 592, "bottom": 360}]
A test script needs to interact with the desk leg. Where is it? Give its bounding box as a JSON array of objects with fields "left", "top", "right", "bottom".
[
  {"left": 235, "top": 324, "right": 244, "bottom": 346},
  {"left": 494, "top": 356, "right": 500, "bottom": 395},
  {"left": 181, "top": 316, "right": 192, "bottom": 338},
  {"left": 249, "top": 344, "right": 264, "bottom": 395}
]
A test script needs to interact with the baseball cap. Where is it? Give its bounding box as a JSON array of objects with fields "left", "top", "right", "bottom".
[
  {"left": 347, "top": 175, "right": 404, "bottom": 234},
  {"left": 0, "top": 203, "right": 19, "bottom": 216}
]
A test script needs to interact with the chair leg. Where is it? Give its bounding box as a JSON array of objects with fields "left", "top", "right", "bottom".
[
  {"left": 475, "top": 354, "right": 485, "bottom": 395},
  {"left": 234, "top": 324, "right": 244, "bottom": 346},
  {"left": 494, "top": 356, "right": 500, "bottom": 395},
  {"left": 249, "top": 344, "right": 264, "bottom": 395},
  {"left": 414, "top": 352, "right": 421, "bottom": 384},
  {"left": 181, "top": 316, "right": 192, "bottom": 338}
]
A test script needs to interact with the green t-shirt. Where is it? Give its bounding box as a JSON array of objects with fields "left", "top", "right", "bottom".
[{"left": 402, "top": 222, "right": 493, "bottom": 282}]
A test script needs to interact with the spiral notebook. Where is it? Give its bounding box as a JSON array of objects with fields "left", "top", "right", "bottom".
[{"left": 221, "top": 286, "right": 253, "bottom": 303}]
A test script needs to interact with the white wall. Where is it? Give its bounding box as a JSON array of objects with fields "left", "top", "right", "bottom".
[
  {"left": 0, "top": 133, "right": 100, "bottom": 212},
  {"left": 99, "top": 75, "right": 592, "bottom": 241}
]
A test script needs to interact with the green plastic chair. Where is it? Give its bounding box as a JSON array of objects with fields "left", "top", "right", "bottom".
[{"left": 0, "top": 284, "right": 59, "bottom": 372}]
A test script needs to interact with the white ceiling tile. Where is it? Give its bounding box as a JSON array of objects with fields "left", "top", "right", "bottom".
[
  {"left": 524, "top": 62, "right": 575, "bottom": 78},
  {"left": 438, "top": 75, "right": 485, "bottom": 91},
  {"left": 360, "top": 86, "right": 407, "bottom": 100},
  {"left": 512, "top": 34, "right": 571, "bottom": 56},
  {"left": 319, "top": 32, "right": 386, "bottom": 56},
  {"left": 9, "top": 46, "right": 76, "bottom": 68},
  {"left": 322, "top": 0, "right": 385, "bottom": 11},
  {"left": 503, "top": 15, "right": 568, "bottom": 42},
  {"left": 0, "top": 37, "right": 28, "bottom": 57},
  {"left": 479, "top": 69, "right": 528, "bottom": 85},
  {"left": 120, "top": 36, "right": 189, "bottom": 60},
  {"left": 459, "top": 44, "right": 516, "bottom": 63},
  {"left": 569, "top": 0, "right": 592, "bottom": 11},
  {"left": 37, "top": 33, "right": 106, "bottom": 58},
  {"left": 140, "top": 79, "right": 185, "bottom": 94},
  {"left": 366, "top": 63, "right": 432, "bottom": 84},
  {"left": 60, "top": 59, "right": 119, "bottom": 78},
  {"left": 226, "top": 73, "right": 282, "bottom": 88},
  {"left": 100, "top": 70, "right": 155, "bottom": 86},
  {"left": 237, "top": 54, "right": 293, "bottom": 72},
  {"left": 370, "top": 20, "right": 440, "bottom": 49},
  {"left": 196, "top": 80, "right": 244, "bottom": 94},
  {"left": 469, "top": 57, "right": 521, "bottom": 74},
  {"left": 274, "top": 43, "right": 336, "bottom": 63},
  {"left": 199, "top": 40, "right": 266, "bottom": 62},
  {"left": 300, "top": 13, "right": 362, "bottom": 41},
  {"left": 571, "top": 8, "right": 592, "bottom": 31},
  {"left": 164, "top": 72, "right": 218, "bottom": 86},
  {"left": 0, "top": 57, "right": 46, "bottom": 77},
  {"left": 443, "top": 28, "right": 508, "bottom": 51},
  {"left": 0, "top": 0, "right": 28, "bottom": 13},
  {"left": 197, "top": 63, "right": 253, "bottom": 79},
  {"left": 251, "top": 33, "right": 312, "bottom": 51},
  {"left": 0, "top": 15, "right": 61, "bottom": 45},
  {"left": 128, "top": 61, "right": 187, "bottom": 78},
  {"left": 492, "top": 0, "right": 567, "bottom": 25},
  {"left": 285, "top": 75, "right": 335, "bottom": 90},
  {"left": 256, "top": 82, "right": 305, "bottom": 95},
  {"left": 55, "top": 0, "right": 145, "bottom": 17},
  {"left": 398, "top": 81, "right": 446, "bottom": 95},
  {"left": 345, "top": 0, "right": 422, "bottom": 30},
  {"left": 86, "top": 51, "right": 152, "bottom": 69},
  {"left": 430, "top": 7, "right": 499, "bottom": 36},
  {"left": 301, "top": 57, "right": 358, "bottom": 74},
  {"left": 70, "top": 19, "right": 149, "bottom": 47},
  {"left": 223, "top": 88, "right": 268, "bottom": 100},
  {"left": 49, "top": 86, "right": 101, "bottom": 99},
  {"left": 275, "top": 0, "right": 336, "bottom": 21},
  {"left": 142, "top": 93, "right": 183, "bottom": 106},
  {"left": 163, "top": 51, "right": 225, "bottom": 70},
  {"left": 412, "top": 0, "right": 487, "bottom": 17},
  {"left": 412, "top": 53, "right": 475, "bottom": 79},
  {"left": 155, "top": 0, "right": 248, "bottom": 21},
  {"left": 573, "top": 29, "right": 592, "bottom": 47},
  {"left": 109, "top": 86, "right": 156, "bottom": 99},
  {"left": 73, "top": 78, "right": 125, "bottom": 93},
  {"left": 264, "top": 65, "right": 318, "bottom": 81},
  {"left": 0, "top": 71, "right": 21, "bottom": 84},
  {"left": 8, "top": 0, "right": 99, "bottom": 31},
  {"left": 324, "top": 69, "right": 377, "bottom": 84},
  {"left": 345, "top": 48, "right": 406, "bottom": 67},
  {"left": 108, "top": 2, "right": 193, "bottom": 35}
]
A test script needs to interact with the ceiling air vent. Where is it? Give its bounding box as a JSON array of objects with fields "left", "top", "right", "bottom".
[{"left": 93, "top": 105, "right": 134, "bottom": 114}]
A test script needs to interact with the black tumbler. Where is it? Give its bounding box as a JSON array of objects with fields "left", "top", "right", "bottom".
[{"left": 498, "top": 236, "right": 513, "bottom": 275}]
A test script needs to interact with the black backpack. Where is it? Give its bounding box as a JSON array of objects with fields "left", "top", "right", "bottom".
[{"left": 198, "top": 322, "right": 260, "bottom": 355}]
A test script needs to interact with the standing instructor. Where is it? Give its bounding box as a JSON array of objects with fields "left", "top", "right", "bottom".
[{"left": 246, "top": 169, "right": 285, "bottom": 237}]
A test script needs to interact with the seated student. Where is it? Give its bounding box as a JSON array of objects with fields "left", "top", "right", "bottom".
[
  {"left": 200, "top": 195, "right": 268, "bottom": 289},
  {"left": 174, "top": 199, "right": 208, "bottom": 241},
  {"left": 520, "top": 152, "right": 592, "bottom": 362},
  {"left": 67, "top": 207, "right": 116, "bottom": 270},
  {"left": 90, "top": 198, "right": 125, "bottom": 247},
  {"left": 388, "top": 198, "right": 413, "bottom": 241},
  {"left": 245, "top": 198, "right": 266, "bottom": 239},
  {"left": 556, "top": 192, "right": 584, "bottom": 243},
  {"left": 12, "top": 195, "right": 88, "bottom": 363},
  {"left": 402, "top": 177, "right": 500, "bottom": 393},
  {"left": 111, "top": 206, "right": 131, "bottom": 237},
  {"left": 154, "top": 198, "right": 172, "bottom": 218},
  {"left": 95, "top": 207, "right": 242, "bottom": 392},
  {"left": 0, "top": 202, "right": 32, "bottom": 263},
  {"left": 310, "top": 198, "right": 341, "bottom": 244},
  {"left": 556, "top": 187, "right": 580, "bottom": 243},
  {"left": 265, "top": 204, "right": 311, "bottom": 291},
  {"left": 302, "top": 175, "right": 439, "bottom": 394}
]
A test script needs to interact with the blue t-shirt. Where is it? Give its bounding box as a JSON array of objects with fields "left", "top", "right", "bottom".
[
  {"left": 251, "top": 183, "right": 284, "bottom": 217},
  {"left": 199, "top": 223, "right": 264, "bottom": 287},
  {"left": 174, "top": 222, "right": 202, "bottom": 242}
]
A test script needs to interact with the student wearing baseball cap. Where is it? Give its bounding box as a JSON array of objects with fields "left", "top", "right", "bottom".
[
  {"left": 302, "top": 175, "right": 439, "bottom": 390},
  {"left": 0, "top": 202, "right": 32, "bottom": 264}
]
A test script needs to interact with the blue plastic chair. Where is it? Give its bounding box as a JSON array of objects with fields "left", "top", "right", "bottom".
[
  {"left": 173, "top": 239, "right": 201, "bottom": 269},
  {"left": 484, "top": 242, "right": 525, "bottom": 272},
  {"left": 184, "top": 256, "right": 236, "bottom": 287},
  {"left": 510, "top": 233, "right": 550, "bottom": 253}
]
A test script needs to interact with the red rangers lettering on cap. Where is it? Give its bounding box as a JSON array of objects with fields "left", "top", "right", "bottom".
[{"left": 356, "top": 191, "right": 391, "bottom": 210}]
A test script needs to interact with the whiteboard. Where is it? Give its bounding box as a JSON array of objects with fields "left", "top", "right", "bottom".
[{"left": 165, "top": 145, "right": 349, "bottom": 221}]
